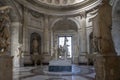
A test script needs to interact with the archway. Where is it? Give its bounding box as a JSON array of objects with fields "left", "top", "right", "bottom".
[{"left": 52, "top": 18, "right": 79, "bottom": 63}]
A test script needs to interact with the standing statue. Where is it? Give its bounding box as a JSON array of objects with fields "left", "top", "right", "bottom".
[
  {"left": 62, "top": 37, "right": 69, "bottom": 60},
  {"left": 58, "top": 45, "right": 63, "bottom": 57},
  {"left": 57, "top": 37, "right": 69, "bottom": 60},
  {"left": 97, "top": 0, "right": 116, "bottom": 55},
  {"left": 92, "top": 36, "right": 101, "bottom": 53},
  {"left": 0, "top": 6, "right": 11, "bottom": 54},
  {"left": 32, "top": 36, "right": 39, "bottom": 55}
]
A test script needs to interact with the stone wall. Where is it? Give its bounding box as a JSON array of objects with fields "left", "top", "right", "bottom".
[
  {"left": 0, "top": 55, "right": 13, "bottom": 80},
  {"left": 95, "top": 55, "right": 120, "bottom": 80}
]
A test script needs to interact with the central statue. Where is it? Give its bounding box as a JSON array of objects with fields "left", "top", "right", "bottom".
[
  {"left": 49, "top": 37, "right": 71, "bottom": 72},
  {"left": 58, "top": 37, "right": 69, "bottom": 60}
]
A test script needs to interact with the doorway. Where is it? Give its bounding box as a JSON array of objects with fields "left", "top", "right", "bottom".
[{"left": 58, "top": 36, "right": 72, "bottom": 59}]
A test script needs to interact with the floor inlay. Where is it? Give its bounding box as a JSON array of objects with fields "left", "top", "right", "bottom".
[
  {"left": 31, "top": 65, "right": 94, "bottom": 76},
  {"left": 13, "top": 65, "right": 95, "bottom": 80}
]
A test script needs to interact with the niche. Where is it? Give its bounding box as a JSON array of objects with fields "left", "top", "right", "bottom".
[{"left": 30, "top": 32, "right": 41, "bottom": 55}]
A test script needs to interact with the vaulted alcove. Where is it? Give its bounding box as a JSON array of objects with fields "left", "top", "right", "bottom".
[{"left": 51, "top": 19, "right": 79, "bottom": 63}]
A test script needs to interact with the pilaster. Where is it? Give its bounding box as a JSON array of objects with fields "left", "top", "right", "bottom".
[
  {"left": 23, "top": 8, "right": 32, "bottom": 65},
  {"left": 79, "top": 12, "right": 88, "bottom": 63},
  {"left": 43, "top": 16, "right": 50, "bottom": 54},
  {"left": 11, "top": 22, "right": 22, "bottom": 67}
]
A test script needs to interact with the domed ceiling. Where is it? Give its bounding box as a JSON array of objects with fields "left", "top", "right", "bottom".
[
  {"left": 15, "top": 0, "right": 102, "bottom": 16},
  {"left": 36, "top": 0, "right": 85, "bottom": 6}
]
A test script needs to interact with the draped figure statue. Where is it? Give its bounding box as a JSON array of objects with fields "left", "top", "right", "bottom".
[
  {"left": 0, "top": 6, "right": 11, "bottom": 54},
  {"left": 58, "top": 37, "right": 69, "bottom": 60}
]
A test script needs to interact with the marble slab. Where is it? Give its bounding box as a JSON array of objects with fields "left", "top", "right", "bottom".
[{"left": 49, "top": 59, "right": 72, "bottom": 72}]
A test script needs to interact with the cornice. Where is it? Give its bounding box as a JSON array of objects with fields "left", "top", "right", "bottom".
[{"left": 15, "top": 0, "right": 102, "bottom": 16}]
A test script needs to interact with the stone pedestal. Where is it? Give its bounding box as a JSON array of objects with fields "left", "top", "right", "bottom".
[
  {"left": 95, "top": 55, "right": 120, "bottom": 80},
  {"left": 49, "top": 59, "right": 72, "bottom": 72},
  {"left": 0, "top": 55, "right": 13, "bottom": 80},
  {"left": 42, "top": 53, "right": 52, "bottom": 64}
]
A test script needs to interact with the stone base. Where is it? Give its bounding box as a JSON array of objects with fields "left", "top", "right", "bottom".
[
  {"left": 24, "top": 55, "right": 33, "bottom": 66},
  {"left": 79, "top": 55, "right": 88, "bottom": 64},
  {"left": 49, "top": 59, "right": 72, "bottom": 72},
  {"left": 49, "top": 66, "right": 72, "bottom": 72},
  {"left": 0, "top": 55, "right": 13, "bottom": 80},
  {"left": 95, "top": 54, "right": 120, "bottom": 80},
  {"left": 43, "top": 54, "right": 52, "bottom": 64}
]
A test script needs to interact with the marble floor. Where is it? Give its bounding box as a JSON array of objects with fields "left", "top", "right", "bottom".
[{"left": 13, "top": 65, "right": 95, "bottom": 80}]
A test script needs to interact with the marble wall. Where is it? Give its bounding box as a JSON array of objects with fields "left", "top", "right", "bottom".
[
  {"left": 112, "top": 0, "right": 120, "bottom": 55},
  {"left": 21, "top": 9, "right": 94, "bottom": 65},
  {"left": 112, "top": 20, "right": 120, "bottom": 55}
]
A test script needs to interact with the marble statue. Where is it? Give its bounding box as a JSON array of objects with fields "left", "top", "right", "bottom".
[
  {"left": 63, "top": 44, "right": 69, "bottom": 60},
  {"left": 31, "top": 36, "right": 43, "bottom": 66},
  {"left": 58, "top": 45, "right": 63, "bottom": 57},
  {"left": 58, "top": 37, "right": 69, "bottom": 60},
  {"left": 94, "top": 1, "right": 120, "bottom": 80},
  {"left": 97, "top": 0, "right": 116, "bottom": 55},
  {"left": 49, "top": 38, "right": 72, "bottom": 72},
  {"left": 0, "top": 6, "right": 11, "bottom": 54},
  {"left": 32, "top": 36, "right": 39, "bottom": 55},
  {"left": 93, "top": 36, "right": 101, "bottom": 53}
]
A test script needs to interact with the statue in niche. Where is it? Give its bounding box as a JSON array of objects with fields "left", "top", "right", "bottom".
[
  {"left": 92, "top": 36, "right": 101, "bottom": 53},
  {"left": 30, "top": 33, "right": 41, "bottom": 66},
  {"left": 97, "top": 0, "right": 116, "bottom": 54},
  {"left": 30, "top": 33, "right": 41, "bottom": 55},
  {"left": 32, "top": 36, "right": 39, "bottom": 55},
  {"left": 0, "top": 6, "right": 11, "bottom": 54}
]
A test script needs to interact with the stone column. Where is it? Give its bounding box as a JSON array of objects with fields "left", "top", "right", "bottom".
[
  {"left": 42, "top": 16, "right": 51, "bottom": 63},
  {"left": 50, "top": 30, "right": 54, "bottom": 56},
  {"left": 79, "top": 13, "right": 88, "bottom": 63},
  {"left": 81, "top": 15, "right": 87, "bottom": 54},
  {"left": 11, "top": 22, "right": 21, "bottom": 67},
  {"left": 93, "top": 0, "right": 120, "bottom": 80},
  {"left": 43, "top": 16, "right": 50, "bottom": 54},
  {"left": 22, "top": 8, "right": 31, "bottom": 65}
]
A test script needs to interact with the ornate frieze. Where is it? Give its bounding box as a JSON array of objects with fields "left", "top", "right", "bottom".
[
  {"left": 36, "top": 0, "right": 85, "bottom": 6},
  {"left": 15, "top": 0, "right": 102, "bottom": 16}
]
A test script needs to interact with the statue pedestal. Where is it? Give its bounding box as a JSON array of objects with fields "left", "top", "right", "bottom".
[
  {"left": 0, "top": 55, "right": 13, "bottom": 80},
  {"left": 49, "top": 59, "right": 72, "bottom": 72},
  {"left": 95, "top": 54, "right": 120, "bottom": 80}
]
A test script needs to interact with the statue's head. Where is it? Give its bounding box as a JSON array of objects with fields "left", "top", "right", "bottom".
[{"left": 33, "top": 36, "right": 37, "bottom": 40}]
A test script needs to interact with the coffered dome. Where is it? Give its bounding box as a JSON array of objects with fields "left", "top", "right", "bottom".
[
  {"left": 36, "top": 0, "right": 85, "bottom": 6},
  {"left": 15, "top": 0, "right": 101, "bottom": 16}
]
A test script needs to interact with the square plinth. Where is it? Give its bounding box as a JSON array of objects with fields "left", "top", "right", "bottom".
[{"left": 49, "top": 59, "right": 72, "bottom": 72}]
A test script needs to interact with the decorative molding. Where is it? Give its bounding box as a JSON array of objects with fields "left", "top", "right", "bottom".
[
  {"left": 15, "top": 0, "right": 102, "bottom": 16},
  {"left": 29, "top": 9, "right": 44, "bottom": 18},
  {"left": 35, "top": 0, "right": 85, "bottom": 6}
]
